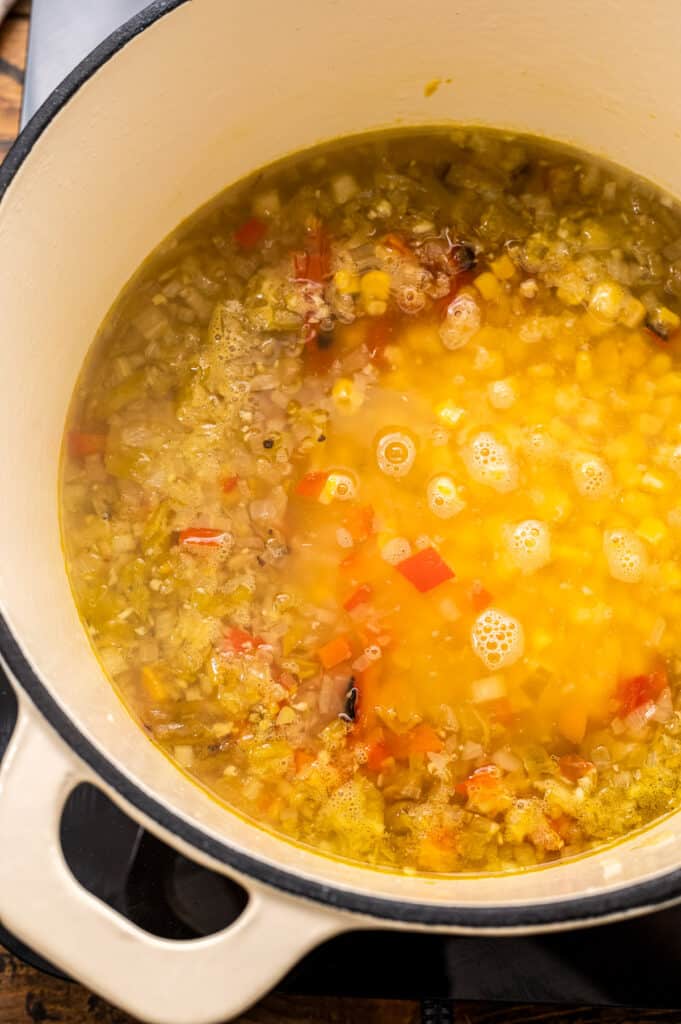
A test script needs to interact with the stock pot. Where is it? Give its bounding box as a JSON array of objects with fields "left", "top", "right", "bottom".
[{"left": 2, "top": 1, "right": 681, "bottom": 1021}]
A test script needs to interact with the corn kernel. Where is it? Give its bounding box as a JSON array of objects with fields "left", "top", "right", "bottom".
[
  {"left": 661, "top": 562, "right": 681, "bottom": 588},
  {"left": 365, "top": 299, "right": 387, "bottom": 317},
  {"left": 276, "top": 705, "right": 297, "bottom": 726},
  {"left": 532, "top": 628, "right": 553, "bottom": 651},
  {"left": 621, "top": 491, "right": 655, "bottom": 519},
  {"left": 637, "top": 413, "right": 664, "bottom": 436},
  {"left": 649, "top": 352, "right": 673, "bottom": 376},
  {"left": 436, "top": 401, "right": 465, "bottom": 427},
  {"left": 334, "top": 269, "right": 360, "bottom": 294},
  {"left": 474, "top": 271, "right": 503, "bottom": 302},
  {"left": 588, "top": 281, "right": 625, "bottom": 322},
  {"left": 360, "top": 270, "right": 391, "bottom": 305},
  {"left": 619, "top": 294, "right": 646, "bottom": 329},
  {"left": 331, "top": 377, "right": 364, "bottom": 413},
  {"left": 657, "top": 372, "right": 681, "bottom": 395},
  {"left": 490, "top": 254, "right": 516, "bottom": 280},
  {"left": 575, "top": 350, "right": 593, "bottom": 382},
  {"left": 636, "top": 517, "right": 668, "bottom": 545},
  {"left": 655, "top": 306, "right": 681, "bottom": 336}
]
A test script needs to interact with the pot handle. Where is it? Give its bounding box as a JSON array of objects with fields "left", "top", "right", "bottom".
[{"left": 0, "top": 698, "right": 348, "bottom": 1024}]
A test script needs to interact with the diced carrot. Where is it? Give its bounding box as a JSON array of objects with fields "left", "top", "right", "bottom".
[
  {"left": 68, "top": 431, "right": 107, "bottom": 457},
  {"left": 343, "top": 583, "right": 373, "bottom": 613},
  {"left": 178, "top": 527, "right": 228, "bottom": 548},
  {"left": 141, "top": 664, "right": 167, "bottom": 702},
  {"left": 617, "top": 667, "right": 668, "bottom": 717},
  {"left": 558, "top": 755, "right": 595, "bottom": 783},
  {"left": 294, "top": 749, "right": 315, "bottom": 774},
  {"left": 342, "top": 504, "right": 375, "bottom": 543},
  {"left": 365, "top": 728, "right": 390, "bottom": 773},
  {"left": 558, "top": 703, "right": 588, "bottom": 745},
  {"left": 317, "top": 635, "right": 353, "bottom": 670},
  {"left": 470, "top": 580, "right": 493, "bottom": 612},
  {"left": 234, "top": 216, "right": 267, "bottom": 249},
  {"left": 456, "top": 765, "right": 511, "bottom": 815},
  {"left": 223, "top": 627, "right": 264, "bottom": 653},
  {"left": 396, "top": 546, "right": 455, "bottom": 593},
  {"left": 390, "top": 723, "right": 443, "bottom": 759},
  {"left": 222, "top": 475, "right": 239, "bottom": 493},
  {"left": 295, "top": 471, "right": 329, "bottom": 499}
]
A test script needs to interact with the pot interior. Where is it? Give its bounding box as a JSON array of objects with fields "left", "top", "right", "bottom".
[{"left": 3, "top": 0, "right": 681, "bottom": 915}]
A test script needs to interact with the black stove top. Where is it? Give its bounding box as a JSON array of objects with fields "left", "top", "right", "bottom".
[{"left": 8, "top": 2, "right": 681, "bottom": 1013}]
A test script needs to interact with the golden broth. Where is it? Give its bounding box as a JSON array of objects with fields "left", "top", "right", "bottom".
[{"left": 62, "top": 129, "right": 681, "bottom": 873}]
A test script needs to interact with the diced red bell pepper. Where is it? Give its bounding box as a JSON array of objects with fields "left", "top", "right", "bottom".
[
  {"left": 292, "top": 221, "right": 331, "bottom": 283},
  {"left": 234, "top": 216, "right": 267, "bottom": 249},
  {"left": 223, "top": 627, "right": 264, "bottom": 653},
  {"left": 68, "top": 431, "right": 107, "bottom": 457},
  {"left": 617, "top": 667, "right": 668, "bottom": 717},
  {"left": 396, "top": 546, "right": 455, "bottom": 593},
  {"left": 343, "top": 583, "right": 373, "bottom": 613},
  {"left": 222, "top": 475, "right": 239, "bottom": 493},
  {"left": 295, "top": 470, "right": 328, "bottom": 499},
  {"left": 178, "top": 527, "right": 228, "bottom": 548},
  {"left": 558, "top": 755, "right": 595, "bottom": 783}
]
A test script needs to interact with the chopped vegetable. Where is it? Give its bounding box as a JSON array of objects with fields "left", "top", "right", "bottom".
[
  {"left": 234, "top": 216, "right": 267, "bottom": 249},
  {"left": 396, "top": 546, "right": 455, "bottom": 592},
  {"left": 68, "top": 431, "right": 106, "bottom": 457},
  {"left": 318, "top": 635, "right": 353, "bottom": 670},
  {"left": 617, "top": 668, "right": 668, "bottom": 717},
  {"left": 178, "top": 527, "right": 228, "bottom": 547},
  {"left": 295, "top": 471, "right": 329, "bottom": 498},
  {"left": 343, "top": 583, "right": 373, "bottom": 612}
]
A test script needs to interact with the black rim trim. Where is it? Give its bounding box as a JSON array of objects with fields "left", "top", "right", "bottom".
[{"left": 3, "top": 0, "right": 681, "bottom": 929}]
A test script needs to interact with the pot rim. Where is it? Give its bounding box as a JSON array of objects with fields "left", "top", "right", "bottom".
[{"left": 4, "top": 0, "right": 681, "bottom": 930}]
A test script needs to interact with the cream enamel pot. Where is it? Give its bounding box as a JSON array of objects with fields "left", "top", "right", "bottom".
[{"left": 2, "top": 1, "right": 681, "bottom": 1021}]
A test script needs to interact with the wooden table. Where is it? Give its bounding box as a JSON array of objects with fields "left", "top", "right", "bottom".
[{"left": 0, "top": 5, "right": 680, "bottom": 1023}]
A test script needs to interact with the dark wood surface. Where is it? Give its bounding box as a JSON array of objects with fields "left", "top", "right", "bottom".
[{"left": 1, "top": 4, "right": 681, "bottom": 1022}]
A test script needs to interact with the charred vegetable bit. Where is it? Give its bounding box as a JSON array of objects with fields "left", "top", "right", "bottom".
[
  {"left": 339, "top": 681, "right": 359, "bottom": 723},
  {"left": 62, "top": 127, "right": 681, "bottom": 875}
]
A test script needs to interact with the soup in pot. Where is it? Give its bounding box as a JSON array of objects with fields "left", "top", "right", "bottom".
[{"left": 62, "top": 129, "right": 681, "bottom": 873}]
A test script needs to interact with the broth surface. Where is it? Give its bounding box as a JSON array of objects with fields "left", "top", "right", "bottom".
[{"left": 62, "top": 129, "right": 681, "bottom": 873}]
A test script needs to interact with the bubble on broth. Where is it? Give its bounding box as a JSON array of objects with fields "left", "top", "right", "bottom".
[
  {"left": 471, "top": 609, "right": 525, "bottom": 670},
  {"left": 488, "top": 379, "right": 517, "bottom": 410},
  {"left": 521, "top": 427, "right": 557, "bottom": 465},
  {"left": 427, "top": 475, "right": 466, "bottom": 519},
  {"left": 381, "top": 536, "right": 412, "bottom": 565},
  {"left": 507, "top": 519, "right": 551, "bottom": 573},
  {"left": 571, "top": 454, "right": 612, "bottom": 498},
  {"left": 439, "top": 293, "right": 481, "bottom": 350},
  {"left": 463, "top": 432, "right": 518, "bottom": 493},
  {"left": 319, "top": 471, "right": 357, "bottom": 503},
  {"left": 376, "top": 431, "right": 416, "bottom": 478},
  {"left": 603, "top": 529, "right": 648, "bottom": 583}
]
